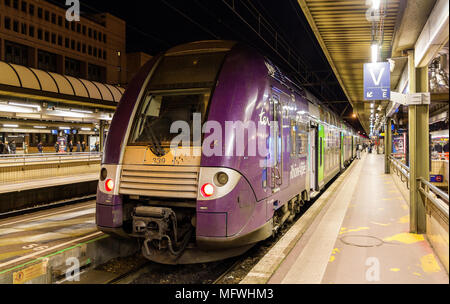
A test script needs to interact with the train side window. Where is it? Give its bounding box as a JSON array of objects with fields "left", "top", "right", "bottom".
[
  {"left": 290, "top": 119, "right": 296, "bottom": 158},
  {"left": 295, "top": 121, "right": 308, "bottom": 156},
  {"left": 319, "top": 138, "right": 323, "bottom": 166}
]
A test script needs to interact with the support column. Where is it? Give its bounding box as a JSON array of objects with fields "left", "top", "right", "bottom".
[
  {"left": 408, "top": 50, "right": 429, "bottom": 234},
  {"left": 99, "top": 120, "right": 105, "bottom": 153},
  {"left": 384, "top": 118, "right": 392, "bottom": 174}
]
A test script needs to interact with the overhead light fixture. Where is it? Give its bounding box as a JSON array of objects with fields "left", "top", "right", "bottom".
[
  {"left": 0, "top": 104, "right": 35, "bottom": 114},
  {"left": 3, "top": 124, "right": 19, "bottom": 128},
  {"left": 81, "top": 127, "right": 91, "bottom": 131},
  {"left": 372, "top": 0, "right": 381, "bottom": 10},
  {"left": 59, "top": 127, "right": 70, "bottom": 130},
  {"left": 33, "top": 126, "right": 47, "bottom": 129},
  {"left": 371, "top": 43, "right": 379, "bottom": 63},
  {"left": 47, "top": 110, "right": 87, "bottom": 119},
  {"left": 9, "top": 102, "right": 41, "bottom": 111},
  {"left": 71, "top": 109, "right": 93, "bottom": 114}
]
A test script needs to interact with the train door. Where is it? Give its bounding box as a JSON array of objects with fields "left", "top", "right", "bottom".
[
  {"left": 318, "top": 124, "right": 325, "bottom": 188},
  {"left": 309, "top": 123, "right": 318, "bottom": 191},
  {"left": 270, "top": 91, "right": 283, "bottom": 193},
  {"left": 340, "top": 132, "right": 344, "bottom": 169}
]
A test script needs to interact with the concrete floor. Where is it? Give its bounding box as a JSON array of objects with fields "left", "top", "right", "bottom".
[
  {"left": 0, "top": 201, "right": 99, "bottom": 274},
  {"left": 269, "top": 153, "right": 449, "bottom": 284}
]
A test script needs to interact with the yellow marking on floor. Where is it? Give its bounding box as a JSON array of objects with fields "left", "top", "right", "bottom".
[
  {"left": 390, "top": 268, "right": 400, "bottom": 272},
  {"left": 339, "top": 227, "right": 370, "bottom": 235},
  {"left": 401, "top": 204, "right": 408, "bottom": 211},
  {"left": 329, "top": 255, "right": 335, "bottom": 262},
  {"left": 371, "top": 221, "right": 391, "bottom": 227},
  {"left": 332, "top": 248, "right": 340, "bottom": 254},
  {"left": 413, "top": 272, "right": 422, "bottom": 277},
  {"left": 384, "top": 233, "right": 425, "bottom": 244},
  {"left": 0, "top": 249, "right": 33, "bottom": 261},
  {"left": 420, "top": 254, "right": 441, "bottom": 273},
  {"left": 398, "top": 215, "right": 409, "bottom": 224}
]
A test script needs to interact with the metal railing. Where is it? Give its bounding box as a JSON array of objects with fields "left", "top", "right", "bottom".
[
  {"left": 0, "top": 152, "right": 102, "bottom": 167},
  {"left": 389, "top": 156, "right": 449, "bottom": 218},
  {"left": 389, "top": 156, "right": 410, "bottom": 189},
  {"left": 418, "top": 178, "right": 449, "bottom": 218}
]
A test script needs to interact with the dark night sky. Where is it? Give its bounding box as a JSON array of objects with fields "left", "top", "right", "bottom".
[{"left": 48, "top": 0, "right": 364, "bottom": 132}]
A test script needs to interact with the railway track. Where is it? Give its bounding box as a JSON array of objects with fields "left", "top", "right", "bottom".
[{"left": 0, "top": 194, "right": 96, "bottom": 220}]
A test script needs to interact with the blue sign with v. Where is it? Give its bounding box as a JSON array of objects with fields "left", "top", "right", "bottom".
[{"left": 364, "top": 62, "right": 391, "bottom": 100}]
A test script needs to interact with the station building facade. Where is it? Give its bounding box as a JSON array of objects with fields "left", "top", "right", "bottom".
[{"left": 0, "top": 0, "right": 151, "bottom": 153}]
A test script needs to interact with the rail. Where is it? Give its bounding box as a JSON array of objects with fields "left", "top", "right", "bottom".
[
  {"left": 418, "top": 177, "right": 449, "bottom": 218},
  {"left": 389, "top": 156, "right": 410, "bottom": 189},
  {"left": 0, "top": 152, "right": 102, "bottom": 166}
]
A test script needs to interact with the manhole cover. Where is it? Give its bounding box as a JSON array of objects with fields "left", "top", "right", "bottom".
[{"left": 339, "top": 235, "right": 384, "bottom": 247}]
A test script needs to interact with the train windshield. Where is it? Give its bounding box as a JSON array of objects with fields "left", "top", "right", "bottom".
[
  {"left": 128, "top": 89, "right": 210, "bottom": 149},
  {"left": 128, "top": 52, "right": 226, "bottom": 150}
]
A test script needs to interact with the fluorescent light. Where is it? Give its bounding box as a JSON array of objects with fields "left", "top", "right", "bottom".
[
  {"left": 3, "top": 124, "right": 19, "bottom": 128},
  {"left": 81, "top": 128, "right": 91, "bottom": 131},
  {"left": 9, "top": 102, "right": 41, "bottom": 111},
  {"left": 71, "top": 109, "right": 93, "bottom": 114},
  {"left": 0, "top": 104, "right": 35, "bottom": 114},
  {"left": 59, "top": 127, "right": 70, "bottom": 130},
  {"left": 371, "top": 43, "right": 379, "bottom": 63},
  {"left": 372, "top": 0, "right": 381, "bottom": 10},
  {"left": 48, "top": 110, "right": 87, "bottom": 118},
  {"left": 34, "top": 126, "right": 47, "bottom": 129}
]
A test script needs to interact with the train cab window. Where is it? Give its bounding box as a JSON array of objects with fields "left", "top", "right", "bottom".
[
  {"left": 148, "top": 52, "right": 227, "bottom": 90},
  {"left": 128, "top": 89, "right": 211, "bottom": 148}
]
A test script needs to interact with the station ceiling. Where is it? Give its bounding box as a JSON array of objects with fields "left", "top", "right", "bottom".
[
  {"left": 66, "top": 0, "right": 442, "bottom": 135},
  {"left": 297, "top": 0, "right": 403, "bottom": 133},
  {"left": 58, "top": 0, "right": 366, "bottom": 132}
]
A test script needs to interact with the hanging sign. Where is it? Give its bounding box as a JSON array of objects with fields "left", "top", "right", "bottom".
[{"left": 364, "top": 62, "right": 391, "bottom": 100}]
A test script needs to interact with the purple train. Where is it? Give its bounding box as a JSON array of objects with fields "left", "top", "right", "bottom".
[{"left": 96, "top": 41, "right": 361, "bottom": 264}]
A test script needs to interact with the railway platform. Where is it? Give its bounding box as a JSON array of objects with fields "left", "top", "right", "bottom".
[
  {"left": 0, "top": 200, "right": 137, "bottom": 284},
  {"left": 243, "top": 153, "right": 449, "bottom": 284}
]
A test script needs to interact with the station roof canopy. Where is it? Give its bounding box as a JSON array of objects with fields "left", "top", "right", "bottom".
[
  {"left": 297, "top": 0, "right": 404, "bottom": 133},
  {"left": 0, "top": 61, "right": 125, "bottom": 110}
]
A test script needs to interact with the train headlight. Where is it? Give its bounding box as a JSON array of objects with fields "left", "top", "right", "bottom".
[
  {"left": 200, "top": 183, "right": 215, "bottom": 198},
  {"left": 214, "top": 172, "right": 229, "bottom": 186},
  {"left": 105, "top": 179, "right": 114, "bottom": 192}
]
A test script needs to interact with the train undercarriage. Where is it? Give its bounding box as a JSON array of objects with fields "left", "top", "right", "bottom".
[{"left": 120, "top": 191, "right": 307, "bottom": 264}]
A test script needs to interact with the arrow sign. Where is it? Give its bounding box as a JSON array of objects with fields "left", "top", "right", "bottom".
[{"left": 364, "top": 62, "right": 391, "bottom": 101}]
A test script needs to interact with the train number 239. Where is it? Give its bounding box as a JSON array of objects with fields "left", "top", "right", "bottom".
[{"left": 152, "top": 158, "right": 166, "bottom": 164}]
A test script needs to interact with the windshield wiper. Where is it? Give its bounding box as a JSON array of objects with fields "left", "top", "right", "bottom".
[{"left": 148, "top": 127, "right": 165, "bottom": 157}]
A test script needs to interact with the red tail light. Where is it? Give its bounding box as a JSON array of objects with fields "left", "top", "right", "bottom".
[
  {"left": 200, "top": 183, "right": 214, "bottom": 198},
  {"left": 105, "top": 179, "right": 114, "bottom": 192}
]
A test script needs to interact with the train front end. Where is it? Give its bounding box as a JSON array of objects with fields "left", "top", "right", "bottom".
[{"left": 96, "top": 41, "right": 270, "bottom": 264}]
